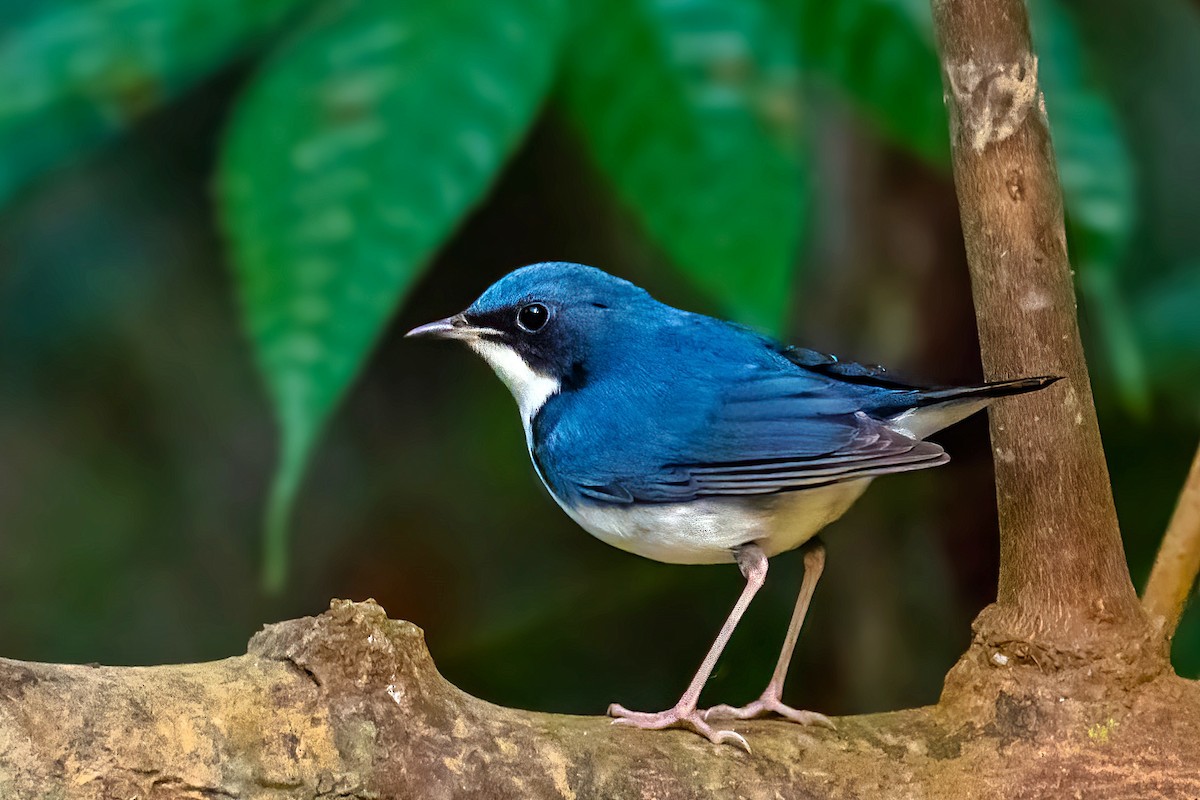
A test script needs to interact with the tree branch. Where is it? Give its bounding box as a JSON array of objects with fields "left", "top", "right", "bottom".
[
  {"left": 0, "top": 600, "right": 1197, "bottom": 800},
  {"left": 929, "top": 0, "right": 1151, "bottom": 658},
  {"left": 1143, "top": 443, "right": 1200, "bottom": 638}
]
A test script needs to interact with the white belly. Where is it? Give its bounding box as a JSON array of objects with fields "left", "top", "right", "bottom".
[{"left": 554, "top": 480, "right": 872, "bottom": 565}]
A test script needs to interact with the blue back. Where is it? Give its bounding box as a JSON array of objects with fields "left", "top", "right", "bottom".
[{"left": 494, "top": 264, "right": 937, "bottom": 505}]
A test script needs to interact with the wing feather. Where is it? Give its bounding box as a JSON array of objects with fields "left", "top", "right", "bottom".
[
  {"left": 571, "top": 408, "right": 947, "bottom": 505},
  {"left": 538, "top": 361, "right": 951, "bottom": 506}
]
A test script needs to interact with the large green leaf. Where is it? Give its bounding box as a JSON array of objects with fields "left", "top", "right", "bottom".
[
  {"left": 220, "top": 0, "right": 566, "bottom": 591},
  {"left": 0, "top": 0, "right": 309, "bottom": 204},
  {"left": 557, "top": 0, "right": 808, "bottom": 333}
]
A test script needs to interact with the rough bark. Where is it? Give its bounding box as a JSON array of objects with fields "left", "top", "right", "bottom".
[
  {"left": 930, "top": 0, "right": 1161, "bottom": 672},
  {"left": 1, "top": 599, "right": 1198, "bottom": 800}
]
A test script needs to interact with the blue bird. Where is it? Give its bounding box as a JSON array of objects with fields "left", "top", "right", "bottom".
[{"left": 407, "top": 262, "right": 1057, "bottom": 750}]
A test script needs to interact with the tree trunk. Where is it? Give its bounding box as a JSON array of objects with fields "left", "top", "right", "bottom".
[
  {"left": 931, "top": 0, "right": 1156, "bottom": 660},
  {"left": 924, "top": 3, "right": 1172, "bottom": 731},
  {"left": 0, "top": 1, "right": 1196, "bottom": 797}
]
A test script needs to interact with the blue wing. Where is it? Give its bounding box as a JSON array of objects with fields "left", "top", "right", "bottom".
[{"left": 534, "top": 365, "right": 948, "bottom": 506}]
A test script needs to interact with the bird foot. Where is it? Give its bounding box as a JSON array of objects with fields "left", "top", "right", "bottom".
[
  {"left": 608, "top": 702, "right": 751, "bottom": 751},
  {"left": 704, "top": 692, "right": 835, "bottom": 729}
]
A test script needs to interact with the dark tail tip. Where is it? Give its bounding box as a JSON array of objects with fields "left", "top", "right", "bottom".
[
  {"left": 970, "top": 374, "right": 1065, "bottom": 400},
  {"left": 991, "top": 375, "right": 1064, "bottom": 395},
  {"left": 918, "top": 374, "right": 1063, "bottom": 405}
]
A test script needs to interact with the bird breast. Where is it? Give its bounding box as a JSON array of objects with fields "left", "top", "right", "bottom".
[{"left": 554, "top": 479, "right": 872, "bottom": 565}]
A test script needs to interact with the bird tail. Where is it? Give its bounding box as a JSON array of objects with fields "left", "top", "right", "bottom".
[
  {"left": 886, "top": 375, "right": 1061, "bottom": 439},
  {"left": 915, "top": 375, "right": 1062, "bottom": 406}
]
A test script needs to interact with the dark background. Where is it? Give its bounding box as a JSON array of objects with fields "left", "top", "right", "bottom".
[{"left": 1, "top": 0, "right": 1198, "bottom": 719}]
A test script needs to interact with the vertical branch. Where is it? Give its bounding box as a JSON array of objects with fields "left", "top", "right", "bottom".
[
  {"left": 1143, "top": 444, "right": 1200, "bottom": 638},
  {"left": 929, "top": 0, "right": 1145, "bottom": 643}
]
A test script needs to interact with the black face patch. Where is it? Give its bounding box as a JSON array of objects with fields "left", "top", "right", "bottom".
[
  {"left": 462, "top": 307, "right": 513, "bottom": 340},
  {"left": 561, "top": 360, "right": 589, "bottom": 392},
  {"left": 463, "top": 305, "right": 585, "bottom": 390}
]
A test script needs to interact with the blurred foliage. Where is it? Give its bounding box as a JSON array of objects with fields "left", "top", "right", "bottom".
[
  {"left": 558, "top": 0, "right": 808, "bottom": 333},
  {"left": 219, "top": 0, "right": 567, "bottom": 590},
  {"left": 3, "top": 0, "right": 1189, "bottom": 588},
  {"left": 0, "top": 0, "right": 1198, "bottom": 715},
  {"left": 0, "top": 0, "right": 309, "bottom": 203},
  {"left": 784, "top": 0, "right": 949, "bottom": 165},
  {"left": 1029, "top": 0, "right": 1145, "bottom": 415}
]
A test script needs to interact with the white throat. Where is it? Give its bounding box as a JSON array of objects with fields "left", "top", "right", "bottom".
[{"left": 469, "top": 340, "right": 560, "bottom": 441}]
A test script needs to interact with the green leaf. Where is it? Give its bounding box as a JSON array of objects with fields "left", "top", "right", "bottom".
[
  {"left": 0, "top": 0, "right": 309, "bottom": 204},
  {"left": 220, "top": 0, "right": 567, "bottom": 591},
  {"left": 784, "top": 0, "right": 949, "bottom": 165},
  {"left": 557, "top": 0, "right": 808, "bottom": 333}
]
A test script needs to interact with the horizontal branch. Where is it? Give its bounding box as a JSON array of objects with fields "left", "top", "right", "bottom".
[{"left": 1, "top": 600, "right": 1197, "bottom": 799}]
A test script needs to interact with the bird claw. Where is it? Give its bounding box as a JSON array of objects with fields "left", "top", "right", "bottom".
[
  {"left": 608, "top": 703, "right": 751, "bottom": 752},
  {"left": 704, "top": 693, "right": 835, "bottom": 729}
]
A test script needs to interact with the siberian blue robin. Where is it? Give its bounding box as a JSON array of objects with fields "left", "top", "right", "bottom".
[{"left": 408, "top": 262, "right": 1056, "bottom": 749}]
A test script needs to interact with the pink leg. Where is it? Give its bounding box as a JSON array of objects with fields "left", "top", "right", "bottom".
[
  {"left": 608, "top": 543, "right": 768, "bottom": 751},
  {"left": 706, "top": 539, "right": 834, "bottom": 728}
]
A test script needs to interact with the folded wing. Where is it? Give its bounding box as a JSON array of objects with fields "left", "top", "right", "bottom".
[{"left": 566, "top": 372, "right": 948, "bottom": 504}]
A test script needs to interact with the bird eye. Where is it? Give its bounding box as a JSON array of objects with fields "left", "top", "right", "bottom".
[{"left": 516, "top": 302, "right": 549, "bottom": 333}]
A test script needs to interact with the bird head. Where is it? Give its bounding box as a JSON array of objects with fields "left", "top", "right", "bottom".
[{"left": 406, "top": 262, "right": 654, "bottom": 422}]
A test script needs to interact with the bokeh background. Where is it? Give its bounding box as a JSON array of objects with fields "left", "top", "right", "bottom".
[{"left": 1, "top": 0, "right": 1198, "bottom": 720}]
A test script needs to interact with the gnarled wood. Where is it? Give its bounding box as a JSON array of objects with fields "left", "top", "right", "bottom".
[{"left": 0, "top": 600, "right": 1197, "bottom": 800}]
